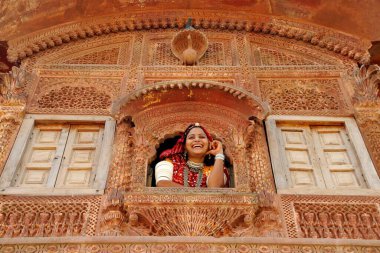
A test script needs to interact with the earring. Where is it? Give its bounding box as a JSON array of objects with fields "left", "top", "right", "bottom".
[{"left": 184, "top": 151, "right": 188, "bottom": 159}]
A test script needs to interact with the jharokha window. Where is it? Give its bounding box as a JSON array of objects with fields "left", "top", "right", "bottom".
[{"left": 0, "top": 115, "right": 115, "bottom": 195}]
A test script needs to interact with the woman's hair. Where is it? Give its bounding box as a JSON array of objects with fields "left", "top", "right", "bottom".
[{"left": 159, "top": 123, "right": 213, "bottom": 161}]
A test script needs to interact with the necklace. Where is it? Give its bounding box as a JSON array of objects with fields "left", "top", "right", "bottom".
[
  {"left": 186, "top": 160, "right": 204, "bottom": 172},
  {"left": 184, "top": 160, "right": 204, "bottom": 187}
]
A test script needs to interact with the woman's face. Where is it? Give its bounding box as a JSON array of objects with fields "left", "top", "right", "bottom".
[{"left": 185, "top": 127, "right": 209, "bottom": 159}]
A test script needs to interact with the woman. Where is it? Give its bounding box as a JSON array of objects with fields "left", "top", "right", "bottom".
[{"left": 155, "top": 123, "right": 229, "bottom": 187}]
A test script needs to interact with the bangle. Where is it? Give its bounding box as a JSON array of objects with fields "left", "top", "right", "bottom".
[{"left": 215, "top": 153, "right": 225, "bottom": 161}]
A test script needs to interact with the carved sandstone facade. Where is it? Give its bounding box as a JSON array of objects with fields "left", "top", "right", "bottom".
[{"left": 0, "top": 8, "right": 380, "bottom": 252}]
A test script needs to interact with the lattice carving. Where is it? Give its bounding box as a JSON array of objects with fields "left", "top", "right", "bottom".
[
  {"left": 37, "top": 86, "right": 111, "bottom": 110},
  {"left": 62, "top": 48, "right": 120, "bottom": 65},
  {"left": 29, "top": 76, "right": 121, "bottom": 114},
  {"left": 248, "top": 34, "right": 349, "bottom": 68},
  {"left": 30, "top": 34, "right": 132, "bottom": 66},
  {"left": 257, "top": 47, "right": 318, "bottom": 66},
  {"left": 153, "top": 42, "right": 227, "bottom": 66},
  {"left": 144, "top": 32, "right": 235, "bottom": 66},
  {"left": 259, "top": 79, "right": 350, "bottom": 114},
  {"left": 281, "top": 195, "right": 380, "bottom": 240},
  {"left": 0, "top": 196, "right": 101, "bottom": 238}
]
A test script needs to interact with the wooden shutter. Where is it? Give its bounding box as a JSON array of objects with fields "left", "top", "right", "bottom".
[
  {"left": 311, "top": 126, "right": 366, "bottom": 189},
  {"left": 15, "top": 124, "right": 69, "bottom": 187},
  {"left": 55, "top": 124, "right": 104, "bottom": 188},
  {"left": 277, "top": 124, "right": 325, "bottom": 189}
]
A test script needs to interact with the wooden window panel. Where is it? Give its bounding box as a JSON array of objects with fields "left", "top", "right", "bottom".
[
  {"left": 277, "top": 124, "right": 325, "bottom": 189},
  {"left": 311, "top": 126, "right": 366, "bottom": 189},
  {"left": 15, "top": 124, "right": 69, "bottom": 188},
  {"left": 55, "top": 125, "right": 104, "bottom": 188}
]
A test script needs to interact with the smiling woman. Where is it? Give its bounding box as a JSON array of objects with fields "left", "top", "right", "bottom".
[{"left": 155, "top": 123, "right": 229, "bottom": 188}]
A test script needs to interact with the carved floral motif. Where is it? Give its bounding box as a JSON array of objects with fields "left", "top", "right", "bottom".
[
  {"left": 353, "top": 64, "right": 380, "bottom": 107},
  {"left": 259, "top": 79, "right": 350, "bottom": 114},
  {"left": 28, "top": 76, "right": 121, "bottom": 114}
]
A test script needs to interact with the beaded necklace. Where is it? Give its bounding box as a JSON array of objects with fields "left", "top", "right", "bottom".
[{"left": 183, "top": 160, "right": 204, "bottom": 187}]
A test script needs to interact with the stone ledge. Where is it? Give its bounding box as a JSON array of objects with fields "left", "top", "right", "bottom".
[{"left": 1, "top": 236, "right": 379, "bottom": 253}]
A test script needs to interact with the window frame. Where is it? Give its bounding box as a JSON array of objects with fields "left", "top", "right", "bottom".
[
  {"left": 266, "top": 115, "right": 380, "bottom": 195},
  {"left": 0, "top": 114, "right": 115, "bottom": 195}
]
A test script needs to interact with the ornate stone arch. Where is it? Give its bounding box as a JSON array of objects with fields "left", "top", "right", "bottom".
[
  {"left": 101, "top": 82, "right": 281, "bottom": 237},
  {"left": 7, "top": 10, "right": 370, "bottom": 64},
  {"left": 112, "top": 79, "right": 271, "bottom": 193}
]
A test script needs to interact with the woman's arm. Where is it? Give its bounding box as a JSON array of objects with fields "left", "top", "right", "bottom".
[
  {"left": 156, "top": 180, "right": 184, "bottom": 187},
  {"left": 206, "top": 140, "right": 225, "bottom": 188},
  {"left": 155, "top": 160, "right": 184, "bottom": 187}
]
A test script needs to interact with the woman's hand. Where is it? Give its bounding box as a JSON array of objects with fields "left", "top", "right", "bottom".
[{"left": 206, "top": 140, "right": 224, "bottom": 156}]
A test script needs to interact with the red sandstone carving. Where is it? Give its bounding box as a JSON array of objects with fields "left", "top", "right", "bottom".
[
  {"left": 0, "top": 196, "right": 101, "bottom": 238},
  {"left": 353, "top": 64, "right": 380, "bottom": 106},
  {"left": 171, "top": 29, "right": 208, "bottom": 65}
]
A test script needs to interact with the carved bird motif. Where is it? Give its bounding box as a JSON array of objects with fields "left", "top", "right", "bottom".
[
  {"left": 171, "top": 30, "right": 208, "bottom": 66},
  {"left": 182, "top": 34, "right": 198, "bottom": 65}
]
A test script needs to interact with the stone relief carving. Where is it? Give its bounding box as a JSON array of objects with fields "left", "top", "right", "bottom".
[
  {"left": 0, "top": 196, "right": 101, "bottom": 238},
  {"left": 28, "top": 76, "right": 121, "bottom": 114},
  {"left": 355, "top": 111, "right": 380, "bottom": 176},
  {"left": 171, "top": 28, "right": 208, "bottom": 66},
  {"left": 295, "top": 203, "right": 380, "bottom": 240},
  {"left": 282, "top": 195, "right": 380, "bottom": 240},
  {"left": 1, "top": 241, "right": 379, "bottom": 253},
  {"left": 0, "top": 20, "right": 377, "bottom": 249},
  {"left": 259, "top": 78, "right": 350, "bottom": 115},
  {"left": 353, "top": 64, "right": 380, "bottom": 106},
  {"left": 0, "top": 107, "right": 24, "bottom": 174},
  {"left": 6, "top": 10, "right": 370, "bottom": 65},
  {"left": 0, "top": 66, "right": 30, "bottom": 104}
]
